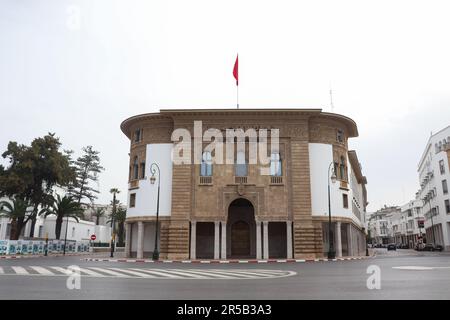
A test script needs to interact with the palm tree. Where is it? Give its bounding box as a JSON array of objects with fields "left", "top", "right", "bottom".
[
  {"left": 92, "top": 207, "right": 106, "bottom": 225},
  {"left": 44, "top": 195, "right": 83, "bottom": 240},
  {"left": 0, "top": 197, "right": 30, "bottom": 240},
  {"left": 107, "top": 207, "right": 127, "bottom": 247},
  {"left": 109, "top": 188, "right": 120, "bottom": 233}
]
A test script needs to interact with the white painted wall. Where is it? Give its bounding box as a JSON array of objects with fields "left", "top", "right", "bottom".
[
  {"left": 309, "top": 143, "right": 354, "bottom": 222},
  {"left": 127, "top": 143, "right": 173, "bottom": 217}
]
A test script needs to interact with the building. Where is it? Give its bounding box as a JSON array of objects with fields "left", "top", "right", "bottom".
[
  {"left": 417, "top": 125, "right": 450, "bottom": 250},
  {"left": 391, "top": 199, "right": 425, "bottom": 248},
  {"left": 368, "top": 205, "right": 401, "bottom": 245},
  {"left": 121, "top": 108, "right": 368, "bottom": 260},
  {"left": 0, "top": 197, "right": 112, "bottom": 243}
]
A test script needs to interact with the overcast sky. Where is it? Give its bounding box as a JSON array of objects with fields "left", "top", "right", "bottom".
[{"left": 1, "top": 0, "right": 449, "bottom": 212}]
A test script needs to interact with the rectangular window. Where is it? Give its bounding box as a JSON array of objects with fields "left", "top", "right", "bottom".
[
  {"left": 38, "top": 226, "right": 43, "bottom": 238},
  {"left": 130, "top": 193, "right": 136, "bottom": 208},
  {"left": 235, "top": 150, "right": 247, "bottom": 177},
  {"left": 200, "top": 152, "right": 213, "bottom": 176},
  {"left": 445, "top": 200, "right": 450, "bottom": 214},
  {"left": 337, "top": 129, "right": 344, "bottom": 143},
  {"left": 343, "top": 194, "right": 349, "bottom": 208},
  {"left": 134, "top": 129, "right": 142, "bottom": 143},
  {"left": 140, "top": 162, "right": 145, "bottom": 179},
  {"left": 439, "top": 160, "right": 445, "bottom": 174},
  {"left": 270, "top": 152, "right": 282, "bottom": 176},
  {"left": 442, "top": 180, "right": 448, "bottom": 194}
]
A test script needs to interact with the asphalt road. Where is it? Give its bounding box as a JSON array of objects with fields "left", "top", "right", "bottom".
[{"left": 1, "top": 249, "right": 449, "bottom": 299}]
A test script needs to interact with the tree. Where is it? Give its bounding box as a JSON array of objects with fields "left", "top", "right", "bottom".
[
  {"left": 0, "top": 197, "right": 31, "bottom": 240},
  {"left": 107, "top": 207, "right": 127, "bottom": 247},
  {"left": 92, "top": 207, "right": 106, "bottom": 225},
  {"left": 109, "top": 188, "right": 120, "bottom": 246},
  {"left": 68, "top": 146, "right": 104, "bottom": 205},
  {"left": 44, "top": 195, "right": 83, "bottom": 240},
  {"left": 0, "top": 133, "right": 76, "bottom": 237}
]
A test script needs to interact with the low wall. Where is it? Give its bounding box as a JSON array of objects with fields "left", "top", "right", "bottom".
[{"left": 0, "top": 239, "right": 90, "bottom": 255}]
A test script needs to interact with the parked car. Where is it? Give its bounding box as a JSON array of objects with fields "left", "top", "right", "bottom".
[
  {"left": 433, "top": 245, "right": 444, "bottom": 252},
  {"left": 387, "top": 244, "right": 396, "bottom": 251},
  {"left": 401, "top": 244, "right": 409, "bottom": 249},
  {"left": 422, "top": 244, "right": 435, "bottom": 251}
]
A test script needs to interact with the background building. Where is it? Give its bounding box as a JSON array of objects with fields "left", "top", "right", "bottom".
[
  {"left": 121, "top": 108, "right": 368, "bottom": 260},
  {"left": 417, "top": 125, "right": 450, "bottom": 250}
]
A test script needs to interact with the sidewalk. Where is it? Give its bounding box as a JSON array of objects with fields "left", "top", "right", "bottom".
[
  {"left": 0, "top": 252, "right": 99, "bottom": 259},
  {"left": 83, "top": 255, "right": 374, "bottom": 264}
]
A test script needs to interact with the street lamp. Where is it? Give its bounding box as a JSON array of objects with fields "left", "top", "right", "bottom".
[
  {"left": 327, "top": 162, "right": 337, "bottom": 259},
  {"left": 150, "top": 163, "right": 161, "bottom": 261}
]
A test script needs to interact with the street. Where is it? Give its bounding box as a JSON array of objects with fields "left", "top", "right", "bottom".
[{"left": 1, "top": 250, "right": 450, "bottom": 299}]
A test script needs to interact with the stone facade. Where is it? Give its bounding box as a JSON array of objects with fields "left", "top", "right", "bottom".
[{"left": 121, "top": 109, "right": 367, "bottom": 259}]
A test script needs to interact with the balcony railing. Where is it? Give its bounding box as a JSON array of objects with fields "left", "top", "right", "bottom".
[
  {"left": 270, "top": 176, "right": 283, "bottom": 185},
  {"left": 128, "top": 180, "right": 139, "bottom": 190},
  {"left": 199, "top": 176, "right": 212, "bottom": 185},
  {"left": 235, "top": 176, "right": 247, "bottom": 184}
]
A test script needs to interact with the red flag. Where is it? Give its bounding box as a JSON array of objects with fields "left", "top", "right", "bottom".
[{"left": 233, "top": 54, "right": 238, "bottom": 86}]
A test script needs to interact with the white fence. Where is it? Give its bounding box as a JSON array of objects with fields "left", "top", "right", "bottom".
[{"left": 0, "top": 239, "right": 90, "bottom": 255}]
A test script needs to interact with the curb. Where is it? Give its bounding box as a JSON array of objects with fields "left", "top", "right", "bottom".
[
  {"left": 0, "top": 253, "right": 92, "bottom": 259},
  {"left": 83, "top": 256, "right": 374, "bottom": 264}
]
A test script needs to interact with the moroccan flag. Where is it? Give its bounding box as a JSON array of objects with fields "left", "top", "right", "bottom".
[{"left": 233, "top": 54, "right": 238, "bottom": 86}]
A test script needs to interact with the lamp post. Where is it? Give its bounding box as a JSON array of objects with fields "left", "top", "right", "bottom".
[
  {"left": 150, "top": 163, "right": 161, "bottom": 261},
  {"left": 63, "top": 215, "right": 69, "bottom": 255},
  {"left": 327, "top": 162, "right": 337, "bottom": 259}
]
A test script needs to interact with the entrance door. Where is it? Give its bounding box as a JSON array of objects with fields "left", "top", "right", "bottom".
[{"left": 231, "top": 221, "right": 250, "bottom": 256}]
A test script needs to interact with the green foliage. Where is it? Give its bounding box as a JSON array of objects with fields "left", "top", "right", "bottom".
[
  {"left": 0, "top": 197, "right": 31, "bottom": 240},
  {"left": 68, "top": 146, "right": 104, "bottom": 205},
  {"left": 44, "top": 194, "right": 84, "bottom": 240},
  {"left": 0, "top": 133, "right": 77, "bottom": 237}
]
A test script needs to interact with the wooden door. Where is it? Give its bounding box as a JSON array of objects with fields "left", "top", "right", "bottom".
[{"left": 231, "top": 221, "right": 250, "bottom": 256}]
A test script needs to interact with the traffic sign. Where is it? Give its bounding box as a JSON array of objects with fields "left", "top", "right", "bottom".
[{"left": 90, "top": 234, "right": 96, "bottom": 241}]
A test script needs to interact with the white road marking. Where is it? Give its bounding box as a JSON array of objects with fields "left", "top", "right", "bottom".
[
  {"left": 11, "top": 266, "right": 29, "bottom": 275},
  {"left": 130, "top": 268, "right": 183, "bottom": 278},
  {"left": 30, "top": 266, "right": 55, "bottom": 275},
  {"left": 163, "top": 269, "right": 209, "bottom": 279},
  {"left": 49, "top": 266, "right": 73, "bottom": 275},
  {"left": 109, "top": 268, "right": 157, "bottom": 278},
  {"left": 0, "top": 267, "right": 3, "bottom": 274},
  {"left": 88, "top": 267, "right": 128, "bottom": 277},
  {"left": 393, "top": 266, "right": 450, "bottom": 271}
]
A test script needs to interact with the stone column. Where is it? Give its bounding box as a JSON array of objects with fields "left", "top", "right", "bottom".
[
  {"left": 347, "top": 224, "right": 353, "bottom": 256},
  {"left": 124, "top": 223, "right": 131, "bottom": 258},
  {"left": 190, "top": 221, "right": 196, "bottom": 260},
  {"left": 221, "top": 221, "right": 227, "bottom": 260},
  {"left": 335, "top": 221, "right": 342, "bottom": 258},
  {"left": 286, "top": 221, "right": 293, "bottom": 259},
  {"left": 263, "top": 221, "right": 269, "bottom": 259},
  {"left": 256, "top": 221, "right": 262, "bottom": 260},
  {"left": 137, "top": 221, "right": 144, "bottom": 259},
  {"left": 214, "top": 221, "right": 220, "bottom": 260}
]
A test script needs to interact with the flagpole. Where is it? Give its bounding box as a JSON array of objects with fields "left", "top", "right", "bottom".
[{"left": 237, "top": 85, "right": 239, "bottom": 109}]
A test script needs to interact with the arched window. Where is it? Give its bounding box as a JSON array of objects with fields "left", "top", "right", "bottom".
[
  {"left": 270, "top": 152, "right": 282, "bottom": 176},
  {"left": 340, "top": 156, "right": 347, "bottom": 181},
  {"left": 133, "top": 156, "right": 139, "bottom": 180},
  {"left": 200, "top": 151, "right": 212, "bottom": 176},
  {"left": 235, "top": 150, "right": 247, "bottom": 176}
]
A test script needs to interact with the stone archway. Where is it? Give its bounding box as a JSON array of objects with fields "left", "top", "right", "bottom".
[{"left": 227, "top": 198, "right": 256, "bottom": 258}]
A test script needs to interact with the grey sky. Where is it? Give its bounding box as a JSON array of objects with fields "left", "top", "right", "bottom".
[{"left": 1, "top": 0, "right": 449, "bottom": 211}]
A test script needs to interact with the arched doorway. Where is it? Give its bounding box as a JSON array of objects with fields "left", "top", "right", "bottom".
[{"left": 227, "top": 198, "right": 255, "bottom": 258}]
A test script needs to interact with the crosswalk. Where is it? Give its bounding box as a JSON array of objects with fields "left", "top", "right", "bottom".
[{"left": 0, "top": 266, "right": 296, "bottom": 280}]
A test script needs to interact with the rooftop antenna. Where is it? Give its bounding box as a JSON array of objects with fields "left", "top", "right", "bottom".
[{"left": 329, "top": 81, "right": 334, "bottom": 112}]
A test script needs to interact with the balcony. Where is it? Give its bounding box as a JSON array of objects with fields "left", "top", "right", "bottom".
[
  {"left": 270, "top": 176, "right": 283, "bottom": 185},
  {"left": 128, "top": 180, "right": 139, "bottom": 190},
  {"left": 235, "top": 176, "right": 248, "bottom": 184},
  {"left": 199, "top": 176, "right": 213, "bottom": 185}
]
